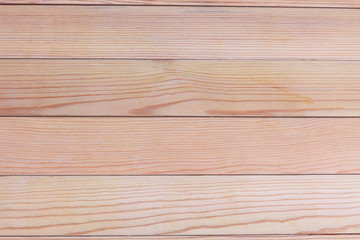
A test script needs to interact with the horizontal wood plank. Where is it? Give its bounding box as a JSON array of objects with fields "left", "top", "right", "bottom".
[
  {"left": 2, "top": 176, "right": 360, "bottom": 235},
  {"left": 1, "top": 118, "right": 360, "bottom": 174},
  {"left": 1, "top": 6, "right": 360, "bottom": 60},
  {"left": 1, "top": 0, "right": 360, "bottom": 7},
  {"left": 0, "top": 237, "right": 359, "bottom": 240},
  {"left": 1, "top": 60, "right": 360, "bottom": 116}
]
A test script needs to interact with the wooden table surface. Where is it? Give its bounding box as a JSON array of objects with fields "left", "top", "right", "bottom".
[{"left": 1, "top": 0, "right": 360, "bottom": 239}]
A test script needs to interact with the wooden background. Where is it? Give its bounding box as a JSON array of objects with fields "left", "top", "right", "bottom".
[{"left": 1, "top": 0, "right": 360, "bottom": 239}]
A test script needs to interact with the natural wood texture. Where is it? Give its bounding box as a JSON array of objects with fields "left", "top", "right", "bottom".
[
  {"left": 2, "top": 1, "right": 359, "bottom": 239},
  {"left": 1, "top": 6, "right": 360, "bottom": 60},
  {"left": 1, "top": 0, "right": 360, "bottom": 7},
  {"left": 1, "top": 60, "right": 360, "bottom": 116},
  {"left": 1, "top": 118, "right": 360, "bottom": 175},
  {"left": 3, "top": 176, "right": 360, "bottom": 235},
  {"left": 1, "top": 237, "right": 360, "bottom": 240},
  {"left": 1, "top": 238, "right": 360, "bottom": 240}
]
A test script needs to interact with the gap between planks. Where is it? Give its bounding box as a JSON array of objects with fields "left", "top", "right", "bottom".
[
  {"left": 0, "top": 0, "right": 360, "bottom": 8},
  {"left": 2, "top": 235, "right": 360, "bottom": 239},
  {"left": 1, "top": 4, "right": 360, "bottom": 10}
]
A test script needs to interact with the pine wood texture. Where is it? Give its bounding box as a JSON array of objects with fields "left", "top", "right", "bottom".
[
  {"left": 1, "top": 6, "right": 360, "bottom": 60},
  {"left": 1, "top": 0, "right": 359, "bottom": 7},
  {"left": 3, "top": 176, "right": 360, "bottom": 235},
  {"left": 1, "top": 117, "right": 360, "bottom": 175},
  {"left": 1, "top": 60, "right": 360, "bottom": 116},
  {"left": 2, "top": 1, "right": 359, "bottom": 238},
  {"left": 0, "top": 237, "right": 359, "bottom": 240}
]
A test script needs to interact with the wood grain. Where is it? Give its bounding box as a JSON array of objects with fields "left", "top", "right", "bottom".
[
  {"left": 2, "top": 6, "right": 360, "bottom": 60},
  {"left": 0, "top": 237, "right": 359, "bottom": 240},
  {"left": 1, "top": 60, "right": 360, "bottom": 116},
  {"left": 1, "top": 0, "right": 360, "bottom": 7},
  {"left": 3, "top": 176, "right": 360, "bottom": 235},
  {"left": 1, "top": 118, "right": 360, "bottom": 175}
]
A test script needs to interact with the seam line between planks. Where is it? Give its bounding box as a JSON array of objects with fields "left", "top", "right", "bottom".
[
  {"left": 2, "top": 233, "right": 360, "bottom": 237},
  {"left": 0, "top": 116, "right": 360, "bottom": 118},
  {"left": 0, "top": 4, "right": 360, "bottom": 9},
  {"left": 3, "top": 174, "right": 360, "bottom": 177},
  {"left": 4, "top": 58, "right": 360, "bottom": 62}
]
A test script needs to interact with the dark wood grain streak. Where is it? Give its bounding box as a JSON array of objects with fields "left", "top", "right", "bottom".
[
  {"left": 1, "top": 60, "right": 360, "bottom": 116},
  {"left": 2, "top": 176, "right": 360, "bottom": 235}
]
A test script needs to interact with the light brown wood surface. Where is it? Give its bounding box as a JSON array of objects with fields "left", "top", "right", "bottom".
[
  {"left": 1, "top": 0, "right": 360, "bottom": 7},
  {"left": 2, "top": 0, "right": 359, "bottom": 238},
  {"left": 1, "top": 60, "right": 360, "bottom": 116},
  {"left": 0, "top": 237, "right": 360, "bottom": 240},
  {"left": 3, "top": 176, "right": 360, "bottom": 235},
  {"left": 1, "top": 6, "right": 360, "bottom": 60},
  {"left": 1, "top": 117, "right": 360, "bottom": 175}
]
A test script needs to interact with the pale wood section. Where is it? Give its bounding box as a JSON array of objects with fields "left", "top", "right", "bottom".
[
  {"left": 1, "top": 0, "right": 360, "bottom": 7},
  {"left": 1, "top": 60, "right": 360, "bottom": 116},
  {"left": 3, "top": 176, "right": 360, "bottom": 235},
  {"left": 1, "top": 6, "right": 360, "bottom": 60},
  {"left": 1, "top": 118, "right": 360, "bottom": 174},
  {"left": 1, "top": 237, "right": 360, "bottom": 240}
]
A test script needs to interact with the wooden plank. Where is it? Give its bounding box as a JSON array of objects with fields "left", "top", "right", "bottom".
[
  {"left": 1, "top": 237, "right": 360, "bottom": 240},
  {"left": 1, "top": 6, "right": 360, "bottom": 60},
  {"left": 1, "top": 118, "right": 360, "bottom": 175},
  {"left": 2, "top": 176, "right": 360, "bottom": 235},
  {"left": 1, "top": 60, "right": 360, "bottom": 116},
  {"left": 1, "top": 0, "right": 360, "bottom": 7}
]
